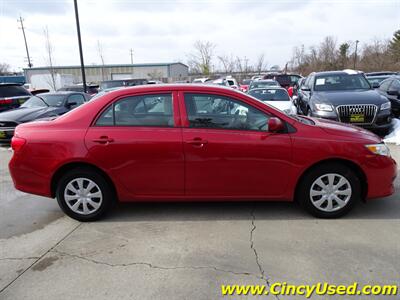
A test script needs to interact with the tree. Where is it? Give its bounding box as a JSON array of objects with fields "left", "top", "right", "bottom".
[
  {"left": 254, "top": 54, "right": 267, "bottom": 74},
  {"left": 338, "top": 43, "right": 350, "bottom": 69},
  {"left": 0, "top": 63, "right": 10, "bottom": 75},
  {"left": 217, "top": 54, "right": 235, "bottom": 74},
  {"left": 389, "top": 29, "right": 400, "bottom": 64},
  {"left": 187, "top": 40, "right": 215, "bottom": 75},
  {"left": 43, "top": 26, "right": 57, "bottom": 91}
]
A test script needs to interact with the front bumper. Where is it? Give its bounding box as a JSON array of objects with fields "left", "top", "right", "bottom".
[
  {"left": 0, "top": 127, "right": 15, "bottom": 143},
  {"left": 363, "top": 155, "right": 397, "bottom": 199},
  {"left": 310, "top": 109, "right": 392, "bottom": 131}
]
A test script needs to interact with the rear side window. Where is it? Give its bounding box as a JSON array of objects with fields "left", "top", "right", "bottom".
[
  {"left": 96, "top": 93, "right": 173, "bottom": 127},
  {"left": 0, "top": 86, "right": 31, "bottom": 97}
]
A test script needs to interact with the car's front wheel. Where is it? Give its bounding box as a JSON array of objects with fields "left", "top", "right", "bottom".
[
  {"left": 297, "top": 163, "right": 361, "bottom": 218},
  {"left": 56, "top": 168, "right": 115, "bottom": 221}
]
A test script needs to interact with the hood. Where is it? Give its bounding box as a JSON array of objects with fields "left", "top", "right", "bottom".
[
  {"left": 0, "top": 106, "right": 62, "bottom": 123},
  {"left": 311, "top": 117, "right": 381, "bottom": 143},
  {"left": 312, "top": 89, "right": 388, "bottom": 106}
]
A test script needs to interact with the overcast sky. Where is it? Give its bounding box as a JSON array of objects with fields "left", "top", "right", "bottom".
[{"left": 0, "top": 0, "right": 399, "bottom": 72}]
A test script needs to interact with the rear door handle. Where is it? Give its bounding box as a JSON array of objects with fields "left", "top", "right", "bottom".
[{"left": 92, "top": 136, "right": 114, "bottom": 144}]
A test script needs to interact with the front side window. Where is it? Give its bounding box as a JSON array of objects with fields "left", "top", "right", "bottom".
[
  {"left": 96, "top": 93, "right": 173, "bottom": 127},
  {"left": 379, "top": 80, "right": 392, "bottom": 92},
  {"left": 184, "top": 93, "right": 269, "bottom": 131}
]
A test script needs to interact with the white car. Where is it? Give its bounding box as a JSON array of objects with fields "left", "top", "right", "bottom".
[{"left": 248, "top": 87, "right": 297, "bottom": 115}]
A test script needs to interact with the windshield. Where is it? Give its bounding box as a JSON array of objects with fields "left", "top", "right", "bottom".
[
  {"left": 367, "top": 76, "right": 389, "bottom": 85},
  {"left": 314, "top": 74, "right": 371, "bottom": 91},
  {"left": 39, "top": 94, "right": 66, "bottom": 107},
  {"left": 21, "top": 96, "right": 48, "bottom": 108},
  {"left": 249, "top": 89, "right": 290, "bottom": 101}
]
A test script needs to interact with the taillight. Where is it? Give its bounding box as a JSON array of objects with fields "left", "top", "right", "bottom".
[
  {"left": 0, "top": 98, "right": 12, "bottom": 105},
  {"left": 11, "top": 136, "right": 26, "bottom": 152}
]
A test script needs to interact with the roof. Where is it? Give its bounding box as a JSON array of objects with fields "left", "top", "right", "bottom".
[
  {"left": 313, "top": 70, "right": 363, "bottom": 76},
  {"left": 24, "top": 62, "right": 188, "bottom": 71}
]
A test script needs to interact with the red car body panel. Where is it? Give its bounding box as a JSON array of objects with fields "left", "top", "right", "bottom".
[{"left": 9, "top": 85, "right": 397, "bottom": 203}]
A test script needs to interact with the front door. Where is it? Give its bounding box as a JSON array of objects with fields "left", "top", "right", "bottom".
[{"left": 181, "top": 92, "right": 292, "bottom": 198}]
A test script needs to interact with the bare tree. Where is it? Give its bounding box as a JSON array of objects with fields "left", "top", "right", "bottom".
[
  {"left": 0, "top": 63, "right": 10, "bottom": 75},
  {"left": 254, "top": 54, "right": 267, "bottom": 74},
  {"left": 217, "top": 54, "right": 235, "bottom": 74},
  {"left": 43, "top": 26, "right": 57, "bottom": 91},
  {"left": 187, "top": 40, "right": 215, "bottom": 75},
  {"left": 97, "top": 40, "right": 106, "bottom": 80}
]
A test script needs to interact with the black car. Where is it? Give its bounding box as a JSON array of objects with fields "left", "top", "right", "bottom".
[
  {"left": 0, "top": 91, "right": 88, "bottom": 142},
  {"left": 366, "top": 75, "right": 393, "bottom": 87},
  {"left": 99, "top": 79, "right": 148, "bottom": 90},
  {"left": 58, "top": 84, "right": 99, "bottom": 96},
  {"left": 377, "top": 76, "right": 400, "bottom": 117},
  {"left": 0, "top": 83, "right": 32, "bottom": 113},
  {"left": 263, "top": 73, "right": 302, "bottom": 89},
  {"left": 297, "top": 70, "right": 392, "bottom": 135}
]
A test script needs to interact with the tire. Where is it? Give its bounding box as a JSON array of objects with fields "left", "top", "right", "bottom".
[
  {"left": 297, "top": 163, "right": 361, "bottom": 218},
  {"left": 56, "top": 168, "right": 115, "bottom": 221}
]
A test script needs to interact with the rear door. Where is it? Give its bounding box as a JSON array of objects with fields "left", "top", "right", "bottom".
[
  {"left": 179, "top": 91, "right": 292, "bottom": 198},
  {"left": 85, "top": 91, "right": 184, "bottom": 198}
]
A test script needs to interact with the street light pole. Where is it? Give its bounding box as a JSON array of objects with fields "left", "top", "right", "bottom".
[
  {"left": 353, "top": 40, "right": 359, "bottom": 69},
  {"left": 73, "top": 0, "right": 87, "bottom": 93}
]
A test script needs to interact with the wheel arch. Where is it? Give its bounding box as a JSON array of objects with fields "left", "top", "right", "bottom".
[
  {"left": 294, "top": 158, "right": 368, "bottom": 202},
  {"left": 50, "top": 161, "right": 118, "bottom": 200}
]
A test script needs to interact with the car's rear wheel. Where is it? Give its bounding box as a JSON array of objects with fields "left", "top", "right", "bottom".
[
  {"left": 56, "top": 168, "right": 114, "bottom": 221},
  {"left": 297, "top": 163, "right": 361, "bottom": 218}
]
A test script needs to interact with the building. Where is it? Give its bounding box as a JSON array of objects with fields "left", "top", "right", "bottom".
[{"left": 24, "top": 62, "right": 188, "bottom": 89}]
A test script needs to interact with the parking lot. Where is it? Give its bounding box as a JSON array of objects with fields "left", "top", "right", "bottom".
[{"left": 0, "top": 144, "right": 398, "bottom": 299}]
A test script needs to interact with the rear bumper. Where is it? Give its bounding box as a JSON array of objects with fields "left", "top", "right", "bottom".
[{"left": 9, "top": 151, "right": 52, "bottom": 198}]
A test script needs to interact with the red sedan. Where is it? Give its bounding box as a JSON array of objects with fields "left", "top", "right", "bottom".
[{"left": 9, "top": 84, "right": 397, "bottom": 221}]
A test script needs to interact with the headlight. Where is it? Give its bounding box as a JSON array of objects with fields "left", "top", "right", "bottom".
[
  {"left": 315, "top": 103, "right": 333, "bottom": 112},
  {"left": 381, "top": 102, "right": 391, "bottom": 110},
  {"left": 365, "top": 144, "right": 391, "bottom": 157}
]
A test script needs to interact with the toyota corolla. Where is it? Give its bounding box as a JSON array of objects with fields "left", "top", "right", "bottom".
[{"left": 9, "top": 84, "right": 397, "bottom": 221}]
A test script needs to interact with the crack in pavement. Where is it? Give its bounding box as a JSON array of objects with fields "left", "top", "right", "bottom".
[
  {"left": 51, "top": 249, "right": 261, "bottom": 279},
  {"left": 0, "top": 257, "right": 40, "bottom": 261},
  {"left": 250, "top": 206, "right": 281, "bottom": 300}
]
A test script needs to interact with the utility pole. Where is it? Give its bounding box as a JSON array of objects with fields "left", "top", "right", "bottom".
[
  {"left": 73, "top": 0, "right": 87, "bottom": 93},
  {"left": 353, "top": 40, "right": 359, "bottom": 69},
  {"left": 130, "top": 48, "right": 134, "bottom": 64},
  {"left": 17, "top": 16, "right": 32, "bottom": 68}
]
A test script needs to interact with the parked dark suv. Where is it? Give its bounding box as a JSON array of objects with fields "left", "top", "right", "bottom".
[
  {"left": 0, "top": 83, "right": 32, "bottom": 112},
  {"left": 297, "top": 70, "right": 392, "bottom": 135}
]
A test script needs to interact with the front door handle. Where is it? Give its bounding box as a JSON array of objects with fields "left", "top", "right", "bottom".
[
  {"left": 186, "top": 138, "right": 208, "bottom": 147},
  {"left": 92, "top": 136, "right": 114, "bottom": 144}
]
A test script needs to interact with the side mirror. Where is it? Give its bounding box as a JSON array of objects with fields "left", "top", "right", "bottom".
[
  {"left": 387, "top": 89, "right": 399, "bottom": 96},
  {"left": 66, "top": 101, "right": 77, "bottom": 108},
  {"left": 301, "top": 86, "right": 311, "bottom": 92},
  {"left": 371, "top": 82, "right": 380, "bottom": 89},
  {"left": 268, "top": 117, "right": 284, "bottom": 133}
]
